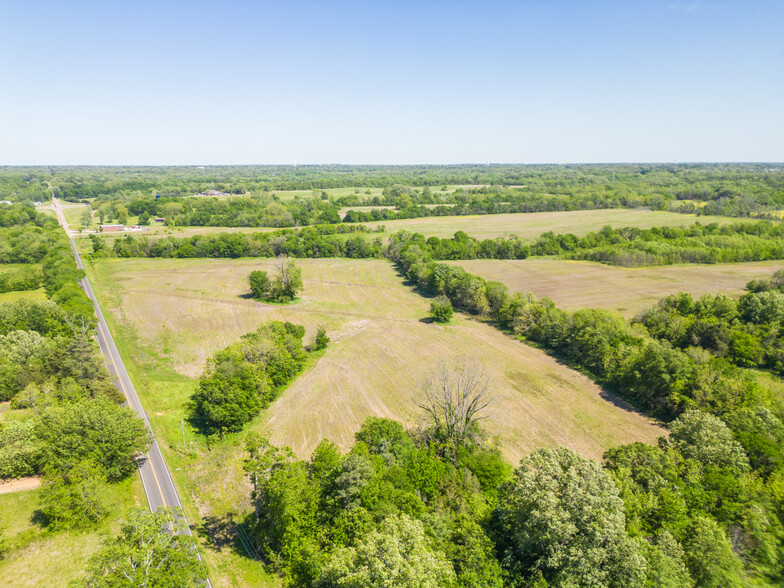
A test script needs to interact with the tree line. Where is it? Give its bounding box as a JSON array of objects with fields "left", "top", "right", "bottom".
[
  {"left": 244, "top": 405, "right": 783, "bottom": 586},
  {"left": 0, "top": 206, "right": 94, "bottom": 321},
  {"left": 107, "top": 224, "right": 384, "bottom": 260},
  {"left": 635, "top": 272, "right": 784, "bottom": 375},
  {"left": 101, "top": 219, "right": 784, "bottom": 269}
]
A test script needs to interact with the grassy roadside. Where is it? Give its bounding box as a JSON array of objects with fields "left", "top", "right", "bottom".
[
  {"left": 83, "top": 256, "right": 282, "bottom": 587},
  {"left": 0, "top": 478, "right": 145, "bottom": 587}
]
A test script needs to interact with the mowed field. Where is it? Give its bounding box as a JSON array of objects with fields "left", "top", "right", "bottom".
[
  {"left": 89, "top": 257, "right": 663, "bottom": 464},
  {"left": 361, "top": 209, "right": 746, "bottom": 239},
  {"left": 78, "top": 208, "right": 744, "bottom": 246},
  {"left": 452, "top": 258, "right": 784, "bottom": 318}
]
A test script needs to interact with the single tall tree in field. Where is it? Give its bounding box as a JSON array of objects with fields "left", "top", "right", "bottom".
[
  {"left": 270, "top": 254, "right": 303, "bottom": 302},
  {"left": 418, "top": 359, "right": 493, "bottom": 457}
]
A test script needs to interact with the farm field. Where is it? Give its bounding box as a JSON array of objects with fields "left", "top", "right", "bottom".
[
  {"left": 86, "top": 257, "right": 663, "bottom": 464},
  {"left": 451, "top": 258, "right": 784, "bottom": 317},
  {"left": 78, "top": 208, "right": 747, "bottom": 245},
  {"left": 84, "top": 255, "right": 666, "bottom": 583},
  {"left": 360, "top": 208, "right": 746, "bottom": 239}
]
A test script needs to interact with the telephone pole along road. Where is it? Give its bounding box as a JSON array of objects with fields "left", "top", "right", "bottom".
[{"left": 48, "top": 199, "right": 189, "bottom": 512}]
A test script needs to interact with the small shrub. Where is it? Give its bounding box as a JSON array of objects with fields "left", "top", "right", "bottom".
[
  {"left": 430, "top": 296, "right": 453, "bottom": 323},
  {"left": 313, "top": 326, "right": 330, "bottom": 351}
]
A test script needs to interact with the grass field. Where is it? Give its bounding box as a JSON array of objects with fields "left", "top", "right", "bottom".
[
  {"left": 0, "top": 478, "right": 145, "bottom": 587},
  {"left": 0, "top": 287, "right": 47, "bottom": 304},
  {"left": 360, "top": 209, "right": 747, "bottom": 239},
  {"left": 79, "top": 208, "right": 746, "bottom": 247},
  {"left": 84, "top": 255, "right": 667, "bottom": 585},
  {"left": 62, "top": 203, "right": 91, "bottom": 229},
  {"left": 87, "top": 257, "right": 663, "bottom": 461},
  {"left": 451, "top": 259, "right": 784, "bottom": 318}
]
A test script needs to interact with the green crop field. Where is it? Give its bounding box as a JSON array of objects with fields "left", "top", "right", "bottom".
[
  {"left": 84, "top": 255, "right": 664, "bottom": 586},
  {"left": 451, "top": 258, "right": 784, "bottom": 317}
]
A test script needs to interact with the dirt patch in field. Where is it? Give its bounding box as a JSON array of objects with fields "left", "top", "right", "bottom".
[{"left": 0, "top": 476, "right": 41, "bottom": 494}]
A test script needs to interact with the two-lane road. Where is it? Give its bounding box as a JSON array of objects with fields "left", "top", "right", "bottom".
[{"left": 49, "top": 197, "right": 206, "bottom": 546}]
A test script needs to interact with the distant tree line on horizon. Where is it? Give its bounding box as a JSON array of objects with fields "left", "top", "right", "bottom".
[{"left": 4, "top": 164, "right": 783, "bottom": 222}]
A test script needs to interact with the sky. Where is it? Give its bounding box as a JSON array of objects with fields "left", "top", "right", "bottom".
[{"left": 0, "top": 0, "right": 782, "bottom": 165}]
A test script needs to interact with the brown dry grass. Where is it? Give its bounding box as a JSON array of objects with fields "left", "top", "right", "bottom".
[
  {"left": 91, "top": 257, "right": 663, "bottom": 464},
  {"left": 452, "top": 259, "right": 784, "bottom": 318}
]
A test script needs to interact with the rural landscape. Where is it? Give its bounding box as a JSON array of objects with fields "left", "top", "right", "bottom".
[
  {"left": 2, "top": 0, "right": 783, "bottom": 586},
  {"left": 1, "top": 163, "right": 784, "bottom": 587}
]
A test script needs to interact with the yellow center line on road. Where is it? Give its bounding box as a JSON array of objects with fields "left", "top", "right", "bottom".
[{"left": 96, "top": 320, "right": 168, "bottom": 507}]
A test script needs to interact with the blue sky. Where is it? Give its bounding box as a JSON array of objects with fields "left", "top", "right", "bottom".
[{"left": 1, "top": 0, "right": 782, "bottom": 164}]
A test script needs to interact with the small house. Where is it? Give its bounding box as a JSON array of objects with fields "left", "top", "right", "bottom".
[{"left": 100, "top": 224, "right": 125, "bottom": 233}]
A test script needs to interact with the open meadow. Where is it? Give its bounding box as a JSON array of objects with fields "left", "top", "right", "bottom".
[
  {"left": 88, "top": 257, "right": 663, "bottom": 463},
  {"left": 83, "top": 255, "right": 665, "bottom": 584},
  {"left": 360, "top": 208, "right": 745, "bottom": 239},
  {"left": 78, "top": 208, "right": 745, "bottom": 246},
  {"left": 451, "top": 258, "right": 784, "bottom": 317},
  {"left": 0, "top": 478, "right": 145, "bottom": 587}
]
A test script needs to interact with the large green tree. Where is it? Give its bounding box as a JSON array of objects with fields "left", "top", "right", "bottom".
[
  {"left": 316, "top": 514, "right": 456, "bottom": 588},
  {"left": 81, "top": 508, "right": 207, "bottom": 588},
  {"left": 38, "top": 459, "right": 109, "bottom": 530},
  {"left": 35, "top": 397, "right": 150, "bottom": 480},
  {"left": 494, "top": 447, "right": 646, "bottom": 587}
]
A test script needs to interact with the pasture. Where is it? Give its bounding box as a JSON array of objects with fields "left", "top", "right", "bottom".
[
  {"left": 452, "top": 258, "right": 784, "bottom": 317},
  {"left": 87, "top": 257, "right": 663, "bottom": 463},
  {"left": 85, "top": 255, "right": 669, "bottom": 585},
  {"left": 360, "top": 209, "right": 746, "bottom": 239},
  {"left": 78, "top": 208, "right": 745, "bottom": 247}
]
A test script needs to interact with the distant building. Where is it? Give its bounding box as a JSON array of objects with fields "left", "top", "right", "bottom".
[
  {"left": 100, "top": 224, "right": 125, "bottom": 233},
  {"left": 197, "top": 190, "right": 231, "bottom": 197},
  {"left": 153, "top": 217, "right": 166, "bottom": 223},
  {"left": 0, "top": 200, "right": 12, "bottom": 205}
]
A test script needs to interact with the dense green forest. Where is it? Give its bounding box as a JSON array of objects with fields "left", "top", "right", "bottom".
[{"left": 635, "top": 273, "right": 784, "bottom": 375}]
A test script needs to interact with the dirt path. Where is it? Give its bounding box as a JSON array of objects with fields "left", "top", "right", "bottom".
[{"left": 0, "top": 476, "right": 41, "bottom": 494}]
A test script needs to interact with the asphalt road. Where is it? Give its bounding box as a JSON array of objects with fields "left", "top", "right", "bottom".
[
  {"left": 50, "top": 200, "right": 211, "bottom": 579},
  {"left": 51, "top": 198, "right": 182, "bottom": 510}
]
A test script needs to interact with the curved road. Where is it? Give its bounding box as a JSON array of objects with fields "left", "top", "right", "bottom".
[{"left": 50, "top": 198, "right": 210, "bottom": 582}]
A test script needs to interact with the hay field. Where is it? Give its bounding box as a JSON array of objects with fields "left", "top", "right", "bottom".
[
  {"left": 452, "top": 259, "right": 784, "bottom": 317},
  {"left": 89, "top": 257, "right": 663, "bottom": 464},
  {"left": 80, "top": 208, "right": 743, "bottom": 246},
  {"left": 361, "top": 209, "right": 745, "bottom": 239}
]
